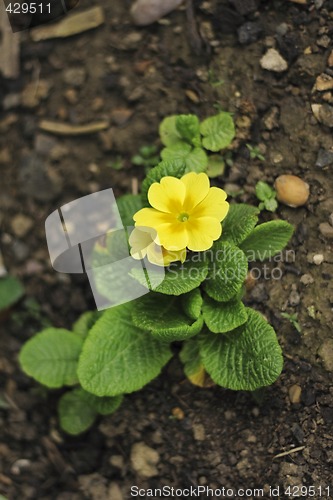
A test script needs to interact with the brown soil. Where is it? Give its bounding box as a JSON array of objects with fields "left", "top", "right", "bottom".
[{"left": 1, "top": 0, "right": 333, "bottom": 498}]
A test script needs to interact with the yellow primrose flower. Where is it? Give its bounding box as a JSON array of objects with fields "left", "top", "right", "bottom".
[
  {"left": 133, "top": 172, "right": 229, "bottom": 252},
  {"left": 129, "top": 226, "right": 186, "bottom": 267}
]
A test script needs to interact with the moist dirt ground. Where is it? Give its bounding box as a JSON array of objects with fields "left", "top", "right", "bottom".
[{"left": 1, "top": 0, "right": 333, "bottom": 498}]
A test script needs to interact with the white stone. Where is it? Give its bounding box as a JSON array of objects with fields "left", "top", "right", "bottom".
[
  {"left": 131, "top": 0, "right": 183, "bottom": 26},
  {"left": 260, "top": 49, "right": 288, "bottom": 73}
]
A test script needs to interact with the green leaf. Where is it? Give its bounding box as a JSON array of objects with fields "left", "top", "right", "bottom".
[
  {"left": 58, "top": 388, "right": 97, "bottom": 435},
  {"left": 132, "top": 293, "right": 203, "bottom": 342},
  {"left": 200, "top": 112, "right": 235, "bottom": 152},
  {"left": 77, "top": 303, "right": 172, "bottom": 397},
  {"left": 207, "top": 155, "right": 225, "bottom": 178},
  {"left": 200, "top": 308, "right": 283, "bottom": 390},
  {"left": 131, "top": 254, "right": 209, "bottom": 296},
  {"left": 72, "top": 311, "right": 102, "bottom": 340},
  {"left": 204, "top": 241, "right": 248, "bottom": 302},
  {"left": 221, "top": 204, "right": 259, "bottom": 245},
  {"left": 0, "top": 276, "right": 24, "bottom": 311},
  {"left": 240, "top": 220, "right": 294, "bottom": 261},
  {"left": 58, "top": 388, "right": 122, "bottom": 435},
  {"left": 181, "top": 289, "right": 203, "bottom": 320},
  {"left": 255, "top": 181, "right": 275, "bottom": 202},
  {"left": 161, "top": 144, "right": 207, "bottom": 173},
  {"left": 159, "top": 116, "right": 185, "bottom": 147},
  {"left": 175, "top": 115, "right": 201, "bottom": 145},
  {"left": 117, "top": 194, "right": 143, "bottom": 227},
  {"left": 20, "top": 329, "right": 83, "bottom": 388},
  {"left": 264, "top": 198, "right": 278, "bottom": 212},
  {"left": 141, "top": 159, "right": 187, "bottom": 205},
  {"left": 202, "top": 296, "right": 248, "bottom": 333},
  {"left": 93, "top": 393, "right": 123, "bottom": 415}
]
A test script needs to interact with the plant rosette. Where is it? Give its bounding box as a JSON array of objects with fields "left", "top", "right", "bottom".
[{"left": 19, "top": 113, "right": 294, "bottom": 435}]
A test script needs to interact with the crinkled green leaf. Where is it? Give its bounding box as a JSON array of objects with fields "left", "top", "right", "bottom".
[
  {"left": 221, "top": 204, "right": 259, "bottom": 245},
  {"left": 131, "top": 254, "right": 208, "bottom": 296},
  {"left": 202, "top": 296, "right": 247, "bottom": 333},
  {"left": 240, "top": 220, "right": 294, "bottom": 261},
  {"left": 161, "top": 143, "right": 207, "bottom": 173},
  {"left": 200, "top": 112, "right": 235, "bottom": 152},
  {"left": 0, "top": 276, "right": 24, "bottom": 311},
  {"left": 200, "top": 308, "right": 283, "bottom": 390},
  {"left": 78, "top": 303, "right": 172, "bottom": 397},
  {"left": 175, "top": 115, "right": 201, "bottom": 145},
  {"left": 20, "top": 329, "right": 83, "bottom": 388},
  {"left": 117, "top": 194, "right": 143, "bottom": 227},
  {"left": 132, "top": 293, "right": 203, "bottom": 342},
  {"left": 204, "top": 241, "right": 248, "bottom": 302},
  {"left": 141, "top": 159, "right": 187, "bottom": 205},
  {"left": 181, "top": 289, "right": 203, "bottom": 320}
]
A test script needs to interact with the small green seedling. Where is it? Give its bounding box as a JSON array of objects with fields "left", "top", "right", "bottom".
[
  {"left": 246, "top": 144, "right": 265, "bottom": 162},
  {"left": 106, "top": 156, "right": 125, "bottom": 170},
  {"left": 131, "top": 145, "right": 160, "bottom": 173},
  {"left": 208, "top": 68, "right": 224, "bottom": 88},
  {"left": 20, "top": 112, "right": 294, "bottom": 435},
  {"left": 255, "top": 181, "right": 278, "bottom": 212},
  {"left": 281, "top": 312, "right": 301, "bottom": 333}
]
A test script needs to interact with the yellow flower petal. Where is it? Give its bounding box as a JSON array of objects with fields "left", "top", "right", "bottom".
[
  {"left": 186, "top": 217, "right": 222, "bottom": 251},
  {"left": 155, "top": 222, "right": 189, "bottom": 251},
  {"left": 146, "top": 245, "right": 187, "bottom": 267},
  {"left": 192, "top": 187, "right": 229, "bottom": 221},
  {"left": 129, "top": 227, "right": 156, "bottom": 259},
  {"left": 148, "top": 176, "right": 186, "bottom": 213},
  {"left": 181, "top": 172, "right": 210, "bottom": 212},
  {"left": 133, "top": 208, "right": 175, "bottom": 228}
]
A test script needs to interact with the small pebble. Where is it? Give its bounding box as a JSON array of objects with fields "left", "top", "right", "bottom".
[
  {"left": 329, "top": 213, "right": 333, "bottom": 227},
  {"left": 319, "top": 222, "right": 333, "bottom": 239},
  {"left": 193, "top": 423, "right": 206, "bottom": 441},
  {"left": 237, "top": 22, "right": 263, "bottom": 45},
  {"left": 289, "top": 384, "right": 302, "bottom": 404},
  {"left": 62, "top": 67, "right": 86, "bottom": 87},
  {"left": 11, "top": 215, "right": 34, "bottom": 238},
  {"left": 131, "top": 0, "right": 183, "bottom": 26},
  {"left": 315, "top": 148, "right": 333, "bottom": 168},
  {"left": 300, "top": 273, "right": 314, "bottom": 285},
  {"left": 289, "top": 288, "right": 300, "bottom": 306},
  {"left": 171, "top": 407, "right": 185, "bottom": 420},
  {"left": 318, "top": 339, "right": 333, "bottom": 372},
  {"left": 315, "top": 73, "right": 333, "bottom": 92},
  {"left": 313, "top": 254, "right": 324, "bottom": 265},
  {"left": 317, "top": 35, "right": 330, "bottom": 49},
  {"left": 260, "top": 49, "right": 288, "bottom": 73},
  {"left": 130, "top": 442, "right": 159, "bottom": 478},
  {"left": 312, "top": 103, "right": 333, "bottom": 127},
  {"left": 275, "top": 174, "right": 309, "bottom": 207}
]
